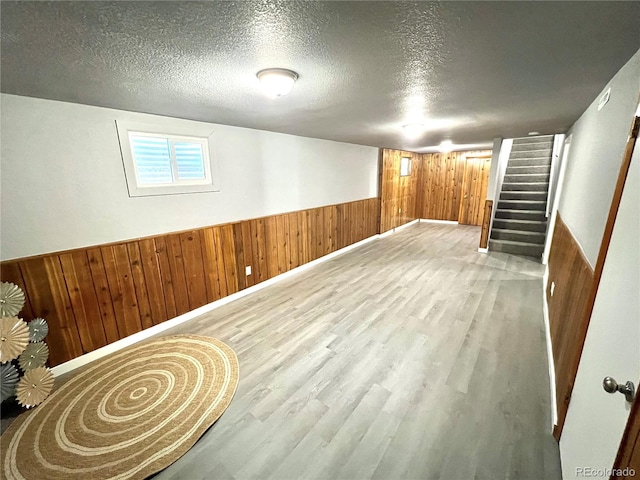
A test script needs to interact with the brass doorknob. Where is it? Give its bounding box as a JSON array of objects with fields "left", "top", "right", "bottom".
[{"left": 603, "top": 376, "right": 635, "bottom": 402}]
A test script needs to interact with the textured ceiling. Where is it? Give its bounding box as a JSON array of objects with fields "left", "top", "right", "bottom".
[{"left": 1, "top": 1, "right": 639, "bottom": 151}]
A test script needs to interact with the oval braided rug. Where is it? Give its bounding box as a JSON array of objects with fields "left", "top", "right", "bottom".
[{"left": 1, "top": 335, "right": 239, "bottom": 480}]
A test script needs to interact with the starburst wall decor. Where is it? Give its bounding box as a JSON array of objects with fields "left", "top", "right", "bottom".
[{"left": 0, "top": 282, "right": 53, "bottom": 408}]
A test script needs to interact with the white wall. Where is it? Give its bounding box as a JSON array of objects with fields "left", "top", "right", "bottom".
[
  {"left": 485, "top": 137, "right": 503, "bottom": 201},
  {"left": 557, "top": 48, "right": 640, "bottom": 266},
  {"left": 486, "top": 138, "right": 513, "bottom": 239},
  {"left": 543, "top": 136, "right": 571, "bottom": 265},
  {"left": 545, "top": 134, "right": 566, "bottom": 218},
  {"left": 0, "top": 94, "right": 379, "bottom": 260}
]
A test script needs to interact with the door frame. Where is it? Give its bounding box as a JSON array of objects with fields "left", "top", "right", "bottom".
[
  {"left": 613, "top": 392, "right": 640, "bottom": 477},
  {"left": 553, "top": 107, "right": 640, "bottom": 444},
  {"left": 609, "top": 108, "right": 640, "bottom": 475}
]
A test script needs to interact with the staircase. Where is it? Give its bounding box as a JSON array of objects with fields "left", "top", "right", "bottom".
[{"left": 489, "top": 135, "right": 553, "bottom": 260}]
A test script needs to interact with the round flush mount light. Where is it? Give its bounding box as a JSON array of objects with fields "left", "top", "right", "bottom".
[
  {"left": 438, "top": 140, "right": 453, "bottom": 153},
  {"left": 528, "top": 131, "right": 540, "bottom": 136},
  {"left": 402, "top": 124, "right": 425, "bottom": 138},
  {"left": 257, "top": 68, "right": 298, "bottom": 97}
]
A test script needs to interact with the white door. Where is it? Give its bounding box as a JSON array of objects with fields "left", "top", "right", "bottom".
[{"left": 560, "top": 135, "right": 640, "bottom": 478}]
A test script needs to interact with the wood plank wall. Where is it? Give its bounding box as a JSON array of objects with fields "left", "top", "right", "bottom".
[
  {"left": 479, "top": 200, "right": 493, "bottom": 248},
  {"left": 379, "top": 148, "right": 492, "bottom": 232},
  {"left": 546, "top": 213, "right": 595, "bottom": 438},
  {"left": 458, "top": 155, "right": 492, "bottom": 226},
  {"left": 0, "top": 198, "right": 379, "bottom": 367},
  {"left": 418, "top": 151, "right": 466, "bottom": 221},
  {"left": 380, "top": 149, "right": 420, "bottom": 233},
  {"left": 417, "top": 150, "right": 492, "bottom": 223}
]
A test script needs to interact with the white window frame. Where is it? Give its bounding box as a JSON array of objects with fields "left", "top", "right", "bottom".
[
  {"left": 400, "top": 156, "right": 412, "bottom": 177},
  {"left": 116, "top": 120, "right": 220, "bottom": 197}
]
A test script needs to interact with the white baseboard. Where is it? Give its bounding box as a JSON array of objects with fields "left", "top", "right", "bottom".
[
  {"left": 542, "top": 267, "right": 558, "bottom": 432},
  {"left": 52, "top": 231, "right": 391, "bottom": 377},
  {"left": 477, "top": 247, "right": 489, "bottom": 253},
  {"left": 419, "top": 219, "right": 459, "bottom": 225},
  {"left": 378, "top": 219, "right": 420, "bottom": 237}
]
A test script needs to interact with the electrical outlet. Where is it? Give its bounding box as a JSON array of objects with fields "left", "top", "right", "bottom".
[
  {"left": 398, "top": 208, "right": 402, "bottom": 213},
  {"left": 245, "top": 266, "right": 252, "bottom": 276},
  {"left": 550, "top": 281, "right": 555, "bottom": 296}
]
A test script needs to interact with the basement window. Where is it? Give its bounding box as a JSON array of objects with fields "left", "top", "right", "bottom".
[
  {"left": 116, "top": 120, "right": 219, "bottom": 197},
  {"left": 400, "top": 156, "right": 411, "bottom": 177}
]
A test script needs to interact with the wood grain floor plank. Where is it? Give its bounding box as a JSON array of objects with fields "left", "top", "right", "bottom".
[{"left": 96, "top": 223, "right": 560, "bottom": 480}]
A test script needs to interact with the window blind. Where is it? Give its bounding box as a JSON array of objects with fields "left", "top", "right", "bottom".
[
  {"left": 130, "top": 135, "right": 206, "bottom": 185},
  {"left": 174, "top": 141, "right": 205, "bottom": 180},
  {"left": 130, "top": 135, "right": 173, "bottom": 185}
]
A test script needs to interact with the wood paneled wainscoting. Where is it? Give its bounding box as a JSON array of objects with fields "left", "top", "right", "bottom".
[
  {"left": 546, "top": 213, "right": 595, "bottom": 438},
  {"left": 378, "top": 148, "right": 492, "bottom": 232},
  {"left": 417, "top": 151, "right": 466, "bottom": 222},
  {"left": 417, "top": 150, "right": 492, "bottom": 225},
  {"left": 379, "top": 149, "right": 420, "bottom": 233},
  {"left": 0, "top": 198, "right": 379, "bottom": 367},
  {"left": 479, "top": 200, "right": 493, "bottom": 249},
  {"left": 458, "top": 154, "right": 492, "bottom": 225}
]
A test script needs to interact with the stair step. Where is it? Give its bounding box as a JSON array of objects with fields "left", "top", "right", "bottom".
[
  {"left": 505, "top": 165, "right": 551, "bottom": 175},
  {"left": 508, "top": 157, "right": 553, "bottom": 167},
  {"left": 502, "top": 182, "right": 549, "bottom": 191},
  {"left": 504, "top": 173, "right": 550, "bottom": 183},
  {"left": 489, "top": 239, "right": 544, "bottom": 259},
  {"left": 498, "top": 200, "right": 547, "bottom": 211},
  {"left": 490, "top": 228, "right": 546, "bottom": 244},
  {"left": 510, "top": 142, "right": 553, "bottom": 153},
  {"left": 492, "top": 218, "right": 548, "bottom": 232},
  {"left": 510, "top": 149, "right": 552, "bottom": 159},
  {"left": 494, "top": 209, "right": 547, "bottom": 221},
  {"left": 506, "top": 165, "right": 551, "bottom": 175},
  {"left": 500, "top": 190, "right": 548, "bottom": 201},
  {"left": 512, "top": 135, "right": 554, "bottom": 145}
]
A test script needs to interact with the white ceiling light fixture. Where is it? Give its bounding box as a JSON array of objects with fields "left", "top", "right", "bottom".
[
  {"left": 438, "top": 140, "right": 453, "bottom": 153},
  {"left": 402, "top": 123, "right": 425, "bottom": 138},
  {"left": 528, "top": 131, "right": 540, "bottom": 136},
  {"left": 256, "top": 68, "right": 299, "bottom": 97}
]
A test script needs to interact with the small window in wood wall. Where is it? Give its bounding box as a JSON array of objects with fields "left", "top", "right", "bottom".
[{"left": 400, "top": 156, "right": 411, "bottom": 177}]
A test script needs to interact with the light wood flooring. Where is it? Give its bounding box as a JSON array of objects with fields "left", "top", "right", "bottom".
[{"left": 151, "top": 222, "right": 561, "bottom": 480}]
